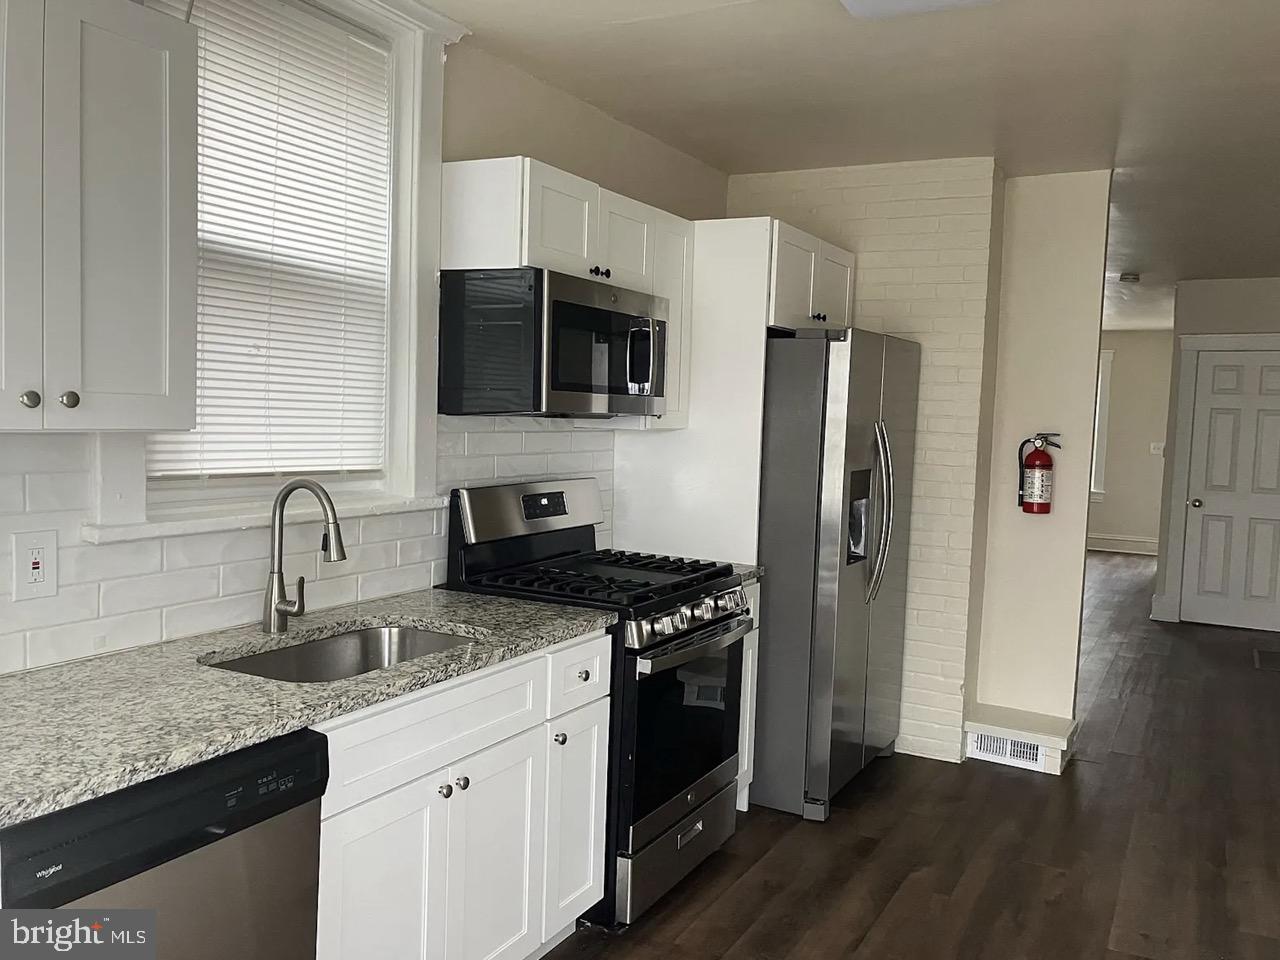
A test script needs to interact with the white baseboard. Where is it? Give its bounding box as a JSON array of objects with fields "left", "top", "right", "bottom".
[{"left": 1086, "top": 534, "right": 1159, "bottom": 556}]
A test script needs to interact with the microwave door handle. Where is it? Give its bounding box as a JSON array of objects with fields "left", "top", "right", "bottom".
[
  {"left": 626, "top": 326, "right": 637, "bottom": 395},
  {"left": 628, "top": 320, "right": 653, "bottom": 397}
]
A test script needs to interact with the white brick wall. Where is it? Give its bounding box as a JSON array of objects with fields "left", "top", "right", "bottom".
[
  {"left": 728, "top": 157, "right": 1001, "bottom": 762},
  {"left": 0, "top": 435, "right": 449, "bottom": 674},
  {"left": 437, "top": 417, "right": 615, "bottom": 546}
]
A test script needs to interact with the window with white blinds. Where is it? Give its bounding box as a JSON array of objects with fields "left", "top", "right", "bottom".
[{"left": 146, "top": 0, "right": 392, "bottom": 478}]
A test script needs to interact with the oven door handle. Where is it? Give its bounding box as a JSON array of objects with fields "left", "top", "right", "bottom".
[{"left": 635, "top": 618, "right": 753, "bottom": 678}]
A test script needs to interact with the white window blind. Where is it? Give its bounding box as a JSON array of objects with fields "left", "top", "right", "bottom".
[{"left": 146, "top": 0, "right": 392, "bottom": 477}]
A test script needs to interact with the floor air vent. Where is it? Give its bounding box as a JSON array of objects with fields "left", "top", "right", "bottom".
[{"left": 967, "top": 731, "right": 1046, "bottom": 771}]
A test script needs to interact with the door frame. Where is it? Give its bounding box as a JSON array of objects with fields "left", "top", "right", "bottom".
[{"left": 1152, "top": 332, "right": 1280, "bottom": 621}]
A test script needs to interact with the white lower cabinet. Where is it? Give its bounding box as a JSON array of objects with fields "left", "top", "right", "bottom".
[
  {"left": 317, "top": 777, "right": 449, "bottom": 960},
  {"left": 446, "top": 726, "right": 547, "bottom": 960},
  {"left": 543, "top": 698, "right": 610, "bottom": 938},
  {"left": 315, "top": 633, "right": 612, "bottom": 960}
]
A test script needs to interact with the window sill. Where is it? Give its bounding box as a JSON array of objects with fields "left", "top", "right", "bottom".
[{"left": 81, "top": 493, "right": 449, "bottom": 544}]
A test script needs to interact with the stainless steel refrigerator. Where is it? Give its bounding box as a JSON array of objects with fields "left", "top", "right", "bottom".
[{"left": 753, "top": 328, "right": 920, "bottom": 822}]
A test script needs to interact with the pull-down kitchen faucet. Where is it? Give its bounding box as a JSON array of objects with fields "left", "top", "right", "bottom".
[{"left": 262, "top": 478, "right": 347, "bottom": 633}]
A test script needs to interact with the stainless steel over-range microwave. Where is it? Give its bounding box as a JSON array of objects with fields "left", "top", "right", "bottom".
[{"left": 438, "top": 268, "right": 669, "bottom": 418}]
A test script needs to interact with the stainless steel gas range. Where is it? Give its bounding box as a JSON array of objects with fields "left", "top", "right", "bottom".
[{"left": 446, "top": 478, "right": 750, "bottom": 926}]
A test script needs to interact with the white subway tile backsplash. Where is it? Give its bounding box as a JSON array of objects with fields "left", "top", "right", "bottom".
[
  {"left": 359, "top": 511, "right": 433, "bottom": 544},
  {"left": 359, "top": 562, "right": 432, "bottom": 600},
  {"left": 0, "top": 476, "right": 24, "bottom": 514},
  {"left": 163, "top": 592, "right": 262, "bottom": 641},
  {"left": 25, "top": 611, "right": 163, "bottom": 668},
  {"left": 398, "top": 535, "right": 446, "bottom": 565},
  {"left": 100, "top": 567, "right": 220, "bottom": 617},
  {"left": 306, "top": 575, "right": 359, "bottom": 610},
  {"left": 0, "top": 584, "right": 99, "bottom": 634},
  {"left": 25, "top": 473, "right": 90, "bottom": 513},
  {"left": 521, "top": 432, "right": 572, "bottom": 453},
  {"left": 61, "top": 541, "right": 163, "bottom": 585},
  {"left": 219, "top": 555, "right": 316, "bottom": 597},
  {"left": 569, "top": 431, "right": 613, "bottom": 452},
  {"left": 546, "top": 452, "right": 593, "bottom": 474},
  {"left": 0, "top": 435, "right": 90, "bottom": 474},
  {"left": 317, "top": 540, "right": 397, "bottom": 579},
  {"left": 495, "top": 454, "right": 549, "bottom": 478},
  {"left": 466, "top": 432, "right": 524, "bottom": 455},
  {"left": 0, "top": 632, "right": 24, "bottom": 672},
  {"left": 163, "top": 528, "right": 273, "bottom": 570}
]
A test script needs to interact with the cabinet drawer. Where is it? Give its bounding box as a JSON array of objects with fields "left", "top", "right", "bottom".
[
  {"left": 320, "top": 658, "right": 546, "bottom": 818},
  {"left": 546, "top": 633, "right": 611, "bottom": 718}
]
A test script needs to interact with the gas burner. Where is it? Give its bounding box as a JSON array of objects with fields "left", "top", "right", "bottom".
[
  {"left": 475, "top": 566, "right": 662, "bottom": 606},
  {"left": 581, "top": 549, "right": 723, "bottom": 577}
]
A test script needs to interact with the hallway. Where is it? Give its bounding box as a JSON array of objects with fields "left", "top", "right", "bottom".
[{"left": 552, "top": 553, "right": 1280, "bottom": 960}]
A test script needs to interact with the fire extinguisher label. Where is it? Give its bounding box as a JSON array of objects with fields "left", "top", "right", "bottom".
[{"left": 1024, "top": 468, "right": 1052, "bottom": 503}]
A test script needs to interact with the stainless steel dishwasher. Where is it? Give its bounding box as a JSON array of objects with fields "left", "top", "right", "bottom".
[{"left": 0, "top": 729, "right": 328, "bottom": 960}]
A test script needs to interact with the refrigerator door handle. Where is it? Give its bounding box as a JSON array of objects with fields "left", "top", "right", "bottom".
[
  {"left": 870, "top": 419, "right": 897, "bottom": 603},
  {"left": 867, "top": 420, "right": 892, "bottom": 603}
]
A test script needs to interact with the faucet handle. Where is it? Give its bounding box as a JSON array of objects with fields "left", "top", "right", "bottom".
[{"left": 275, "top": 576, "right": 306, "bottom": 617}]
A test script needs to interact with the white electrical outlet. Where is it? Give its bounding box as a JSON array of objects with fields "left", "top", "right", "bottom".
[
  {"left": 12, "top": 530, "right": 57, "bottom": 601},
  {"left": 1150, "top": 442, "right": 1166, "bottom": 457}
]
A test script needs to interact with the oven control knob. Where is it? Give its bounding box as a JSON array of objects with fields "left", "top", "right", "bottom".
[
  {"left": 674, "top": 609, "right": 691, "bottom": 631},
  {"left": 693, "top": 599, "right": 716, "bottom": 621},
  {"left": 654, "top": 615, "right": 676, "bottom": 637},
  {"left": 715, "top": 591, "right": 738, "bottom": 613}
]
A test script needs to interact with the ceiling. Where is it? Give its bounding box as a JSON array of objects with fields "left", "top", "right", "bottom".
[{"left": 431, "top": 0, "right": 1280, "bottom": 330}]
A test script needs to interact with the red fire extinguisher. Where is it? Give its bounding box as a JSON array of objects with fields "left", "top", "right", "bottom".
[{"left": 1018, "top": 433, "right": 1062, "bottom": 514}]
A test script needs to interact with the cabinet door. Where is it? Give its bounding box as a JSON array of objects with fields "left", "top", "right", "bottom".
[
  {"left": 598, "top": 190, "right": 656, "bottom": 293},
  {"left": 649, "top": 213, "right": 694, "bottom": 430},
  {"left": 543, "top": 698, "right": 610, "bottom": 938},
  {"left": 522, "top": 159, "right": 599, "bottom": 280},
  {"left": 447, "top": 726, "right": 548, "bottom": 960},
  {"left": 41, "top": 0, "right": 196, "bottom": 431},
  {"left": 769, "top": 221, "right": 821, "bottom": 331},
  {"left": 815, "top": 242, "right": 856, "bottom": 329},
  {"left": 317, "top": 776, "right": 450, "bottom": 960},
  {"left": 0, "top": 0, "right": 44, "bottom": 429}
]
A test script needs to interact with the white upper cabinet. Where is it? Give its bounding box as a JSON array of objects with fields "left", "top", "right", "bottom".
[
  {"left": 815, "top": 242, "right": 856, "bottom": 329},
  {"left": 768, "top": 221, "right": 855, "bottom": 331},
  {"left": 769, "top": 221, "right": 820, "bottom": 330},
  {"left": 597, "top": 189, "right": 656, "bottom": 293},
  {"left": 0, "top": 0, "right": 196, "bottom": 431},
  {"left": 522, "top": 159, "right": 599, "bottom": 280},
  {"left": 0, "top": 0, "right": 44, "bottom": 430}
]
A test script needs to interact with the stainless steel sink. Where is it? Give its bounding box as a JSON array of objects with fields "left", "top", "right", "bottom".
[{"left": 211, "top": 626, "right": 474, "bottom": 683}]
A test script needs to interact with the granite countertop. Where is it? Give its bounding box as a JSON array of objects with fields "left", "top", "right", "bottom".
[
  {"left": 733, "top": 563, "right": 764, "bottom": 585},
  {"left": 0, "top": 589, "right": 616, "bottom": 830}
]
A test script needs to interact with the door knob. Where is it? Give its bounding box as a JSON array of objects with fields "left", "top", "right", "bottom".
[
  {"left": 553, "top": 733, "right": 568, "bottom": 746},
  {"left": 1190, "top": 498, "right": 1204, "bottom": 509},
  {"left": 18, "top": 390, "right": 41, "bottom": 409},
  {"left": 455, "top": 776, "right": 470, "bottom": 791},
  {"left": 59, "top": 390, "right": 80, "bottom": 409}
]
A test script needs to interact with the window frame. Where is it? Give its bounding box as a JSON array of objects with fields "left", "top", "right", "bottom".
[{"left": 93, "top": 0, "right": 465, "bottom": 529}]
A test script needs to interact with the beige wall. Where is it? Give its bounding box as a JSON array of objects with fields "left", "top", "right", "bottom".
[
  {"left": 442, "top": 44, "right": 727, "bottom": 221},
  {"left": 973, "top": 170, "right": 1112, "bottom": 721},
  {"left": 1087, "top": 331, "right": 1174, "bottom": 554},
  {"left": 1153, "top": 278, "right": 1280, "bottom": 604},
  {"left": 728, "top": 158, "right": 1003, "bottom": 762}
]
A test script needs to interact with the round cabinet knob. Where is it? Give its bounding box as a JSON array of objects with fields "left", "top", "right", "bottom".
[
  {"left": 18, "top": 390, "right": 41, "bottom": 409},
  {"left": 438, "top": 783, "right": 453, "bottom": 798},
  {"left": 603, "top": 268, "right": 612, "bottom": 279},
  {"left": 577, "top": 668, "right": 591, "bottom": 683},
  {"left": 59, "top": 390, "right": 81, "bottom": 409},
  {"left": 455, "top": 776, "right": 470, "bottom": 791},
  {"left": 553, "top": 733, "right": 568, "bottom": 746},
  {"left": 1190, "top": 498, "right": 1204, "bottom": 509},
  {"left": 589, "top": 266, "right": 601, "bottom": 276}
]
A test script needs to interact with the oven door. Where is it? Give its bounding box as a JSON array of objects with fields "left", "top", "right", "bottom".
[
  {"left": 543, "top": 273, "right": 667, "bottom": 417},
  {"left": 621, "top": 616, "right": 748, "bottom": 853}
]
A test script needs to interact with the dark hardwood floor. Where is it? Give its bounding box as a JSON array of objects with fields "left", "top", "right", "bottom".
[{"left": 551, "top": 552, "right": 1280, "bottom": 960}]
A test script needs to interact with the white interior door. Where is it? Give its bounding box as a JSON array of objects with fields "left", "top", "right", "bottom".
[
  {"left": 447, "top": 726, "right": 547, "bottom": 960},
  {"left": 1181, "top": 350, "right": 1280, "bottom": 630},
  {"left": 41, "top": 0, "right": 196, "bottom": 431},
  {"left": 0, "top": 0, "right": 44, "bottom": 429}
]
